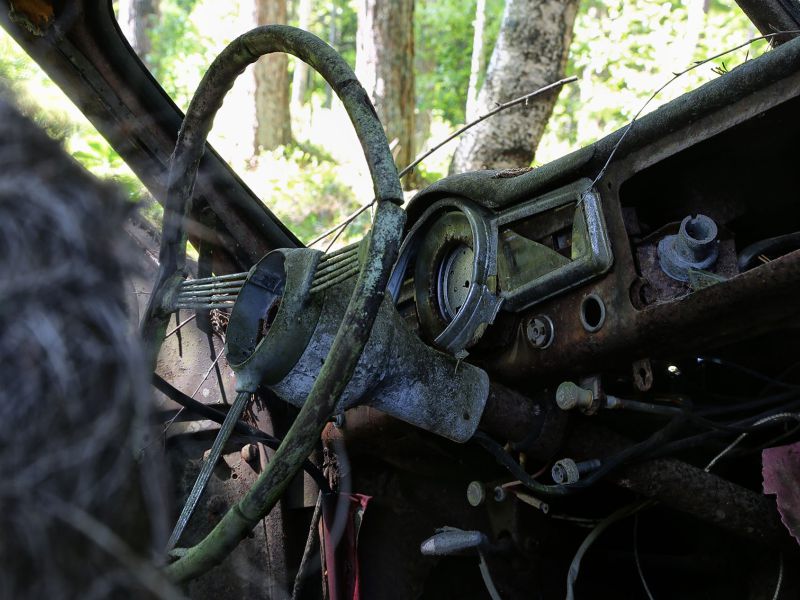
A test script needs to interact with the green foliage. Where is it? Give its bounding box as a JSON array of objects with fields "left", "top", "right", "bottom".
[
  {"left": 148, "top": 0, "right": 212, "bottom": 109},
  {"left": 295, "top": 0, "right": 358, "bottom": 105},
  {"left": 241, "top": 146, "right": 366, "bottom": 245},
  {"left": 537, "top": 0, "right": 762, "bottom": 163},
  {"left": 0, "top": 28, "right": 151, "bottom": 204},
  {"left": 0, "top": 34, "right": 75, "bottom": 140},
  {"left": 415, "top": 0, "right": 504, "bottom": 126},
  {"left": 0, "top": 0, "right": 772, "bottom": 247},
  {"left": 70, "top": 131, "right": 148, "bottom": 203}
]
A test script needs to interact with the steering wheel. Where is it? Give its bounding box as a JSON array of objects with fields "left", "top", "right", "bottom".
[{"left": 138, "top": 25, "right": 405, "bottom": 582}]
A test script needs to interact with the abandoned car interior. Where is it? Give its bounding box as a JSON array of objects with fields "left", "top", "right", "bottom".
[{"left": 3, "top": 0, "right": 800, "bottom": 598}]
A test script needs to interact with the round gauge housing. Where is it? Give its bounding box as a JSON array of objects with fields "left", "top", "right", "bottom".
[{"left": 412, "top": 208, "right": 498, "bottom": 350}]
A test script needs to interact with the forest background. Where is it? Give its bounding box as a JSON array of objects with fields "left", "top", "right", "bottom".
[{"left": 0, "top": 0, "right": 763, "bottom": 248}]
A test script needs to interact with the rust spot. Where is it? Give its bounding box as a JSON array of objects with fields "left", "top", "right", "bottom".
[
  {"left": 9, "top": 0, "right": 54, "bottom": 36},
  {"left": 492, "top": 167, "right": 534, "bottom": 179}
]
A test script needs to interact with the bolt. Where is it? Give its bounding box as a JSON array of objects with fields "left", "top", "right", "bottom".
[
  {"left": 467, "top": 481, "right": 486, "bottom": 507},
  {"left": 551, "top": 458, "right": 602, "bottom": 484},
  {"left": 493, "top": 486, "right": 507, "bottom": 502},
  {"left": 526, "top": 315, "right": 554, "bottom": 349},
  {"left": 555, "top": 381, "right": 595, "bottom": 411},
  {"left": 240, "top": 443, "right": 258, "bottom": 463}
]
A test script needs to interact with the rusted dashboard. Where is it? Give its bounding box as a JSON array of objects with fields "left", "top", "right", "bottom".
[{"left": 396, "top": 37, "right": 800, "bottom": 389}]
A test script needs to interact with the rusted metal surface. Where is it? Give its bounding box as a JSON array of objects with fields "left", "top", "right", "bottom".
[
  {"left": 479, "top": 383, "right": 567, "bottom": 455},
  {"left": 476, "top": 75, "right": 800, "bottom": 383},
  {"left": 8, "top": 0, "right": 53, "bottom": 33},
  {"left": 485, "top": 234, "right": 800, "bottom": 385},
  {"left": 169, "top": 442, "right": 284, "bottom": 600},
  {"left": 634, "top": 230, "right": 738, "bottom": 304}
]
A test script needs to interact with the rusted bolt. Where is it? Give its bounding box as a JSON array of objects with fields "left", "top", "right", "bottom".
[
  {"left": 240, "top": 443, "right": 258, "bottom": 463},
  {"left": 467, "top": 481, "right": 486, "bottom": 507},
  {"left": 526, "top": 315, "right": 554, "bottom": 349},
  {"left": 555, "top": 381, "right": 594, "bottom": 411}
]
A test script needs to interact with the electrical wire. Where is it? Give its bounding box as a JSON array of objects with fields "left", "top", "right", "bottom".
[
  {"left": 565, "top": 501, "right": 652, "bottom": 600},
  {"left": 697, "top": 357, "right": 800, "bottom": 391},
  {"left": 478, "top": 549, "right": 503, "bottom": 600},
  {"left": 737, "top": 231, "right": 800, "bottom": 272},
  {"left": 771, "top": 553, "right": 784, "bottom": 600},
  {"left": 611, "top": 394, "right": 800, "bottom": 433},
  {"left": 152, "top": 374, "right": 330, "bottom": 494},
  {"left": 291, "top": 492, "right": 324, "bottom": 600},
  {"left": 633, "top": 512, "right": 656, "bottom": 600},
  {"left": 473, "top": 418, "right": 685, "bottom": 497},
  {"left": 472, "top": 431, "right": 572, "bottom": 497},
  {"left": 549, "top": 514, "right": 602, "bottom": 528},
  {"left": 704, "top": 412, "right": 800, "bottom": 472},
  {"left": 696, "top": 390, "right": 798, "bottom": 418},
  {"left": 642, "top": 399, "right": 800, "bottom": 461},
  {"left": 478, "top": 399, "right": 800, "bottom": 497}
]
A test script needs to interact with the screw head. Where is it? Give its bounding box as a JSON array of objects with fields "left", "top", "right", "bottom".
[
  {"left": 240, "top": 443, "right": 258, "bottom": 463},
  {"left": 467, "top": 481, "right": 486, "bottom": 507},
  {"left": 526, "top": 315, "right": 554, "bottom": 349}
]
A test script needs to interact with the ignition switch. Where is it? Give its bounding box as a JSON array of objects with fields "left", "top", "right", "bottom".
[{"left": 658, "top": 214, "right": 719, "bottom": 282}]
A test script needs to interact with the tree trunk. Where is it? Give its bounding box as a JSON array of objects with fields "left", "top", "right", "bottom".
[
  {"left": 324, "top": 1, "right": 337, "bottom": 109},
  {"left": 450, "top": 0, "right": 579, "bottom": 173},
  {"left": 290, "top": 0, "right": 313, "bottom": 109},
  {"left": 466, "top": 0, "right": 487, "bottom": 121},
  {"left": 254, "top": 0, "right": 292, "bottom": 152},
  {"left": 118, "top": 0, "right": 159, "bottom": 64},
  {"left": 356, "top": 0, "right": 416, "bottom": 189}
]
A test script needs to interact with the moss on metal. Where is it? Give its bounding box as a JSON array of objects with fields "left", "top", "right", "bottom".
[{"left": 158, "top": 25, "right": 405, "bottom": 583}]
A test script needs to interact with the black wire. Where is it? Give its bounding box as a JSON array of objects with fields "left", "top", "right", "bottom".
[
  {"left": 152, "top": 374, "right": 331, "bottom": 494},
  {"left": 684, "top": 412, "right": 779, "bottom": 433},
  {"left": 612, "top": 399, "right": 684, "bottom": 417},
  {"left": 472, "top": 431, "right": 572, "bottom": 497},
  {"left": 611, "top": 397, "right": 789, "bottom": 433},
  {"left": 737, "top": 231, "right": 800, "bottom": 272},
  {"left": 475, "top": 394, "right": 800, "bottom": 497},
  {"left": 473, "top": 361, "right": 800, "bottom": 491},
  {"left": 734, "top": 423, "right": 800, "bottom": 456},
  {"left": 697, "top": 357, "right": 800, "bottom": 391},
  {"left": 572, "top": 416, "right": 687, "bottom": 486},
  {"left": 696, "top": 390, "right": 798, "bottom": 417},
  {"left": 643, "top": 399, "right": 800, "bottom": 460},
  {"left": 473, "top": 417, "right": 685, "bottom": 497}
]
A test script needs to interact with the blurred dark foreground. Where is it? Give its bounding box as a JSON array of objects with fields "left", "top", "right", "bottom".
[{"left": 0, "top": 92, "right": 176, "bottom": 599}]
